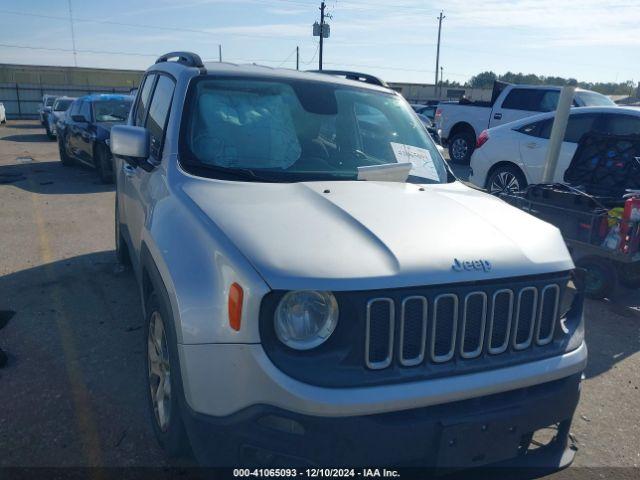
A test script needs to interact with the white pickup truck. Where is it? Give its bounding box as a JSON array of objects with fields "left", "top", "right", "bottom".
[{"left": 435, "top": 82, "right": 615, "bottom": 163}]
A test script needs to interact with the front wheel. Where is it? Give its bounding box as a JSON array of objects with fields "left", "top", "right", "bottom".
[
  {"left": 448, "top": 131, "right": 475, "bottom": 163},
  {"left": 95, "top": 145, "right": 114, "bottom": 184},
  {"left": 576, "top": 256, "right": 616, "bottom": 300},
  {"left": 58, "top": 136, "right": 74, "bottom": 166},
  {"left": 145, "top": 292, "right": 190, "bottom": 457},
  {"left": 486, "top": 165, "right": 527, "bottom": 195}
]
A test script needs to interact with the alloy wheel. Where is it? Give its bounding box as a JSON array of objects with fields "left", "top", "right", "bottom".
[
  {"left": 489, "top": 171, "right": 521, "bottom": 195},
  {"left": 148, "top": 311, "right": 171, "bottom": 432},
  {"left": 451, "top": 138, "right": 468, "bottom": 161}
]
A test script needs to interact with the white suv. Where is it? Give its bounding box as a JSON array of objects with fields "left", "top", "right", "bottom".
[{"left": 110, "top": 52, "right": 587, "bottom": 469}]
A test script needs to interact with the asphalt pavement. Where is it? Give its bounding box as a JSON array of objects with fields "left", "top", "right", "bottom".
[{"left": 0, "top": 121, "right": 638, "bottom": 477}]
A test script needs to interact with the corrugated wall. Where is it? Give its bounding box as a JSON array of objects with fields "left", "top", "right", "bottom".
[{"left": 0, "top": 64, "right": 143, "bottom": 119}]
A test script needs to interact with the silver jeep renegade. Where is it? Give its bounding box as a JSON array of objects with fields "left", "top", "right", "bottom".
[{"left": 111, "top": 52, "right": 587, "bottom": 469}]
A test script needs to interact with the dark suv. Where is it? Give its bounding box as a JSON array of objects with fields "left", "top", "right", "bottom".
[{"left": 57, "top": 94, "right": 133, "bottom": 183}]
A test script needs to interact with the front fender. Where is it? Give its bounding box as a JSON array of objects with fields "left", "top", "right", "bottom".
[{"left": 140, "top": 179, "right": 270, "bottom": 345}]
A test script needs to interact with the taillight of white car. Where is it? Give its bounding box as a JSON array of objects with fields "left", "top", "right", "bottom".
[{"left": 476, "top": 129, "right": 489, "bottom": 148}]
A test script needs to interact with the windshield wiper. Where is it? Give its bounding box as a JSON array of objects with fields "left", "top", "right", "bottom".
[{"left": 184, "top": 163, "right": 282, "bottom": 183}]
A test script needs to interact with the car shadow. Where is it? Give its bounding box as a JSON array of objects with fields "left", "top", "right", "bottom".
[
  {"left": 0, "top": 133, "right": 52, "bottom": 143},
  {"left": 0, "top": 251, "right": 194, "bottom": 466},
  {"left": 3, "top": 123, "right": 44, "bottom": 130},
  {"left": 0, "top": 160, "right": 114, "bottom": 194}
]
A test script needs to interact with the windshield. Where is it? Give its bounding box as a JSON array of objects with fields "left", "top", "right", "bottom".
[
  {"left": 575, "top": 91, "right": 615, "bottom": 107},
  {"left": 45, "top": 97, "right": 56, "bottom": 107},
  {"left": 180, "top": 78, "right": 448, "bottom": 184},
  {"left": 93, "top": 99, "right": 132, "bottom": 122},
  {"left": 53, "top": 99, "right": 73, "bottom": 111}
]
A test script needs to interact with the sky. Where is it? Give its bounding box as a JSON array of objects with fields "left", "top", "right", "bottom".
[{"left": 0, "top": 0, "right": 638, "bottom": 85}]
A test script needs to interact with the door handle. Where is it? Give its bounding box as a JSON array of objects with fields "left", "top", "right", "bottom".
[
  {"left": 525, "top": 142, "right": 538, "bottom": 149},
  {"left": 493, "top": 113, "right": 503, "bottom": 120},
  {"left": 122, "top": 164, "right": 136, "bottom": 177}
]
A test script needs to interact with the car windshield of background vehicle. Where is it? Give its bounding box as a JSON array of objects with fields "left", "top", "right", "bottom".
[
  {"left": 93, "top": 99, "right": 133, "bottom": 122},
  {"left": 575, "top": 91, "right": 616, "bottom": 106},
  {"left": 53, "top": 99, "right": 73, "bottom": 111},
  {"left": 181, "top": 78, "right": 448, "bottom": 184},
  {"left": 45, "top": 97, "right": 55, "bottom": 107}
]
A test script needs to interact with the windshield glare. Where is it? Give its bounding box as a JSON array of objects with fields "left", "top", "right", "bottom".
[
  {"left": 182, "top": 78, "right": 448, "bottom": 183},
  {"left": 575, "top": 91, "right": 615, "bottom": 106},
  {"left": 93, "top": 99, "right": 132, "bottom": 122}
]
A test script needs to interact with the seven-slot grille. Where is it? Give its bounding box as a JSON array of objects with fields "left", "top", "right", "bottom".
[{"left": 365, "top": 282, "right": 561, "bottom": 370}]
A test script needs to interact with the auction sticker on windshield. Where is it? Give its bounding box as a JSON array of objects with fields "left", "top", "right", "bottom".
[{"left": 390, "top": 142, "right": 439, "bottom": 181}]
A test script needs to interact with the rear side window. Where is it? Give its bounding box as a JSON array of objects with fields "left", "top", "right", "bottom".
[
  {"left": 134, "top": 74, "right": 156, "bottom": 126},
  {"left": 517, "top": 119, "right": 552, "bottom": 139},
  {"left": 145, "top": 75, "right": 175, "bottom": 160},
  {"left": 502, "top": 89, "right": 559, "bottom": 112},
  {"left": 601, "top": 114, "right": 640, "bottom": 135},
  {"left": 564, "top": 114, "right": 600, "bottom": 143}
]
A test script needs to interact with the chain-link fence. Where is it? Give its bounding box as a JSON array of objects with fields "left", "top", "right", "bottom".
[{"left": 0, "top": 83, "right": 135, "bottom": 119}]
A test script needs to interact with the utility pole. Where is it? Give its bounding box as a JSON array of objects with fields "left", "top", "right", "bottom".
[
  {"left": 296, "top": 46, "right": 300, "bottom": 71},
  {"left": 67, "top": 0, "right": 78, "bottom": 67},
  {"left": 319, "top": 2, "right": 326, "bottom": 71},
  {"left": 218, "top": 44, "right": 222, "bottom": 62},
  {"left": 435, "top": 11, "right": 445, "bottom": 88}
]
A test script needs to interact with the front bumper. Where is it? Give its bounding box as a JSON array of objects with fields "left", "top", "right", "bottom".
[
  {"left": 183, "top": 373, "right": 582, "bottom": 469},
  {"left": 177, "top": 342, "right": 587, "bottom": 418}
]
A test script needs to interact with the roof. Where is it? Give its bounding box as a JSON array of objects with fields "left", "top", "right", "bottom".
[
  {"left": 77, "top": 93, "right": 134, "bottom": 102},
  {"left": 195, "top": 61, "right": 393, "bottom": 93}
]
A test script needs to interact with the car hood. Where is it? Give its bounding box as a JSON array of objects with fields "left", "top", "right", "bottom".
[{"left": 182, "top": 179, "right": 573, "bottom": 291}]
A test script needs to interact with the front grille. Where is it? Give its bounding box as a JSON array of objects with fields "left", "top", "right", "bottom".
[{"left": 365, "top": 279, "right": 563, "bottom": 370}]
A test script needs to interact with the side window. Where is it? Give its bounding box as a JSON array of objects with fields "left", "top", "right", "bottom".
[
  {"left": 538, "top": 91, "right": 560, "bottom": 112},
  {"left": 502, "top": 89, "right": 535, "bottom": 110},
  {"left": 502, "top": 89, "right": 558, "bottom": 112},
  {"left": 564, "top": 114, "right": 599, "bottom": 143},
  {"left": 69, "top": 100, "right": 80, "bottom": 117},
  {"left": 80, "top": 101, "right": 92, "bottom": 121},
  {"left": 134, "top": 74, "right": 157, "bottom": 126},
  {"left": 145, "top": 75, "right": 175, "bottom": 160},
  {"left": 517, "top": 118, "right": 552, "bottom": 139},
  {"left": 602, "top": 114, "right": 640, "bottom": 136}
]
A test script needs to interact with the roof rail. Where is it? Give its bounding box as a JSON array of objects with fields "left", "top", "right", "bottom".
[
  {"left": 308, "top": 70, "right": 389, "bottom": 87},
  {"left": 155, "top": 51, "right": 204, "bottom": 69}
]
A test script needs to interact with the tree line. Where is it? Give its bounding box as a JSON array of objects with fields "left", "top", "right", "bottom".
[{"left": 441, "top": 71, "right": 637, "bottom": 96}]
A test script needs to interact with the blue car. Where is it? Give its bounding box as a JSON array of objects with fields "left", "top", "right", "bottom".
[{"left": 57, "top": 94, "right": 134, "bottom": 183}]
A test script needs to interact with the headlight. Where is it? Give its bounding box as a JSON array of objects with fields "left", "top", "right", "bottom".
[{"left": 274, "top": 291, "right": 338, "bottom": 350}]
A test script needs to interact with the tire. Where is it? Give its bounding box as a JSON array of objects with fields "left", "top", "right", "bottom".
[
  {"left": 58, "top": 136, "right": 74, "bottom": 166},
  {"left": 95, "top": 145, "right": 114, "bottom": 184},
  {"left": 114, "top": 197, "right": 131, "bottom": 266},
  {"left": 45, "top": 122, "right": 53, "bottom": 139},
  {"left": 448, "top": 131, "right": 475, "bottom": 163},
  {"left": 576, "top": 256, "right": 617, "bottom": 300},
  {"left": 144, "top": 291, "right": 190, "bottom": 457},
  {"left": 486, "top": 164, "right": 528, "bottom": 195},
  {"left": 617, "top": 262, "right": 640, "bottom": 289}
]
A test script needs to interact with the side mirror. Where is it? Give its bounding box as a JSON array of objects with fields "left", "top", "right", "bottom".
[
  {"left": 71, "top": 114, "right": 88, "bottom": 123},
  {"left": 110, "top": 125, "right": 150, "bottom": 167}
]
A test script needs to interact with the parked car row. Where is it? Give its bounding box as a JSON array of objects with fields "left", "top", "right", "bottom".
[{"left": 104, "top": 51, "right": 587, "bottom": 470}]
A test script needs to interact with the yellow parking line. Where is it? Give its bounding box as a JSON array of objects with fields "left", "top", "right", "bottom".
[{"left": 29, "top": 189, "right": 104, "bottom": 470}]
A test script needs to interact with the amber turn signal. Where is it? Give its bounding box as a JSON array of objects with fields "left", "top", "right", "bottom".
[{"left": 228, "top": 283, "right": 244, "bottom": 331}]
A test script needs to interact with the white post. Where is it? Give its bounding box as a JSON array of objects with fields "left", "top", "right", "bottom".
[{"left": 542, "top": 85, "right": 576, "bottom": 183}]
